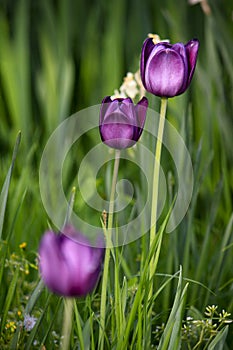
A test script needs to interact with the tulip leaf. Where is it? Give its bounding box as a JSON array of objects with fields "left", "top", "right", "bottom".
[
  {"left": 207, "top": 325, "right": 229, "bottom": 350},
  {"left": 0, "top": 132, "right": 21, "bottom": 240},
  {"left": 0, "top": 266, "right": 19, "bottom": 333}
]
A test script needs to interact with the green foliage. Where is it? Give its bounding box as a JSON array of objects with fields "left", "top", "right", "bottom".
[{"left": 0, "top": 0, "right": 232, "bottom": 349}]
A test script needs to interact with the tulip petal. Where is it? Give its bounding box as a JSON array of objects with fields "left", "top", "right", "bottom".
[
  {"left": 140, "top": 37, "right": 199, "bottom": 97},
  {"left": 61, "top": 236, "right": 96, "bottom": 295},
  {"left": 100, "top": 96, "right": 112, "bottom": 123},
  {"left": 99, "top": 95, "right": 147, "bottom": 149},
  {"left": 39, "top": 226, "right": 104, "bottom": 297},
  {"left": 171, "top": 43, "right": 189, "bottom": 93},
  {"left": 185, "top": 39, "right": 199, "bottom": 86},
  {"left": 100, "top": 118, "right": 135, "bottom": 149},
  {"left": 145, "top": 48, "right": 186, "bottom": 97},
  {"left": 118, "top": 98, "right": 135, "bottom": 121},
  {"left": 140, "top": 38, "right": 156, "bottom": 87},
  {"left": 39, "top": 232, "right": 70, "bottom": 295},
  {"left": 135, "top": 97, "right": 148, "bottom": 138}
]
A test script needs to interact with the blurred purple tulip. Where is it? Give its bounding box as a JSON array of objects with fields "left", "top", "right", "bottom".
[
  {"left": 140, "top": 38, "right": 199, "bottom": 97},
  {"left": 39, "top": 225, "right": 105, "bottom": 297},
  {"left": 99, "top": 96, "right": 148, "bottom": 149}
]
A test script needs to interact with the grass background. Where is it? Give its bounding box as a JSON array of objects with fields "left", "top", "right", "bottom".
[{"left": 0, "top": 0, "right": 232, "bottom": 348}]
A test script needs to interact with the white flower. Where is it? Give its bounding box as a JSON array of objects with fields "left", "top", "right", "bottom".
[
  {"left": 24, "top": 314, "right": 37, "bottom": 331},
  {"left": 134, "top": 70, "right": 146, "bottom": 98},
  {"left": 188, "top": 0, "right": 202, "bottom": 4},
  {"left": 120, "top": 72, "right": 139, "bottom": 99},
  {"left": 148, "top": 33, "right": 170, "bottom": 45},
  {"left": 111, "top": 89, "right": 127, "bottom": 100},
  {"left": 188, "top": 0, "right": 211, "bottom": 15}
]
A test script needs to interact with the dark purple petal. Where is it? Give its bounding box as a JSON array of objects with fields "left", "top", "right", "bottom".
[
  {"left": 185, "top": 39, "right": 199, "bottom": 86},
  {"left": 39, "top": 226, "right": 105, "bottom": 297},
  {"left": 100, "top": 96, "right": 112, "bottom": 124},
  {"left": 100, "top": 120, "right": 135, "bottom": 149},
  {"left": 171, "top": 43, "right": 189, "bottom": 93},
  {"left": 140, "top": 37, "right": 199, "bottom": 97},
  {"left": 61, "top": 224, "right": 91, "bottom": 246},
  {"left": 172, "top": 43, "right": 186, "bottom": 58},
  {"left": 99, "top": 96, "right": 147, "bottom": 149},
  {"left": 145, "top": 48, "right": 186, "bottom": 97},
  {"left": 135, "top": 97, "right": 148, "bottom": 138},
  {"left": 140, "top": 38, "right": 156, "bottom": 87},
  {"left": 39, "top": 232, "right": 70, "bottom": 295},
  {"left": 118, "top": 98, "right": 135, "bottom": 121},
  {"left": 61, "top": 234, "right": 103, "bottom": 295}
]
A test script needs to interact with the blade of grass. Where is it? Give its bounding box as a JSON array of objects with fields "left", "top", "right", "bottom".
[
  {"left": 25, "top": 293, "right": 53, "bottom": 350},
  {"left": 25, "top": 279, "right": 45, "bottom": 314},
  {"left": 116, "top": 201, "right": 174, "bottom": 349},
  {"left": 207, "top": 325, "right": 229, "bottom": 350},
  {"left": 40, "top": 297, "right": 63, "bottom": 346},
  {"left": 10, "top": 323, "right": 21, "bottom": 350},
  {"left": 82, "top": 317, "right": 92, "bottom": 350},
  {"left": 183, "top": 140, "right": 214, "bottom": 276},
  {"left": 0, "top": 266, "right": 20, "bottom": 333},
  {"left": 0, "top": 132, "right": 21, "bottom": 239},
  {"left": 168, "top": 284, "right": 188, "bottom": 350},
  {"left": 204, "top": 213, "right": 233, "bottom": 305},
  {"left": 0, "top": 189, "right": 27, "bottom": 311},
  {"left": 73, "top": 300, "right": 85, "bottom": 350},
  {"left": 191, "top": 178, "right": 223, "bottom": 304},
  {"left": 157, "top": 267, "right": 188, "bottom": 350}
]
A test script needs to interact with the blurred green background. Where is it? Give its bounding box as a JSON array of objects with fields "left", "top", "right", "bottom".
[
  {"left": 0, "top": 0, "right": 233, "bottom": 347},
  {"left": 0, "top": 0, "right": 232, "bottom": 249}
]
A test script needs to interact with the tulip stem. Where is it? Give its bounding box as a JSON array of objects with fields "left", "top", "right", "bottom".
[
  {"left": 149, "top": 97, "right": 167, "bottom": 252},
  {"left": 147, "top": 97, "right": 168, "bottom": 337},
  {"left": 108, "top": 149, "right": 121, "bottom": 229},
  {"left": 60, "top": 298, "right": 73, "bottom": 350},
  {"left": 99, "top": 149, "right": 121, "bottom": 350}
]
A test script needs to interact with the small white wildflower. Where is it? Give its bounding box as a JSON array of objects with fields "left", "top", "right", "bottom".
[
  {"left": 205, "top": 305, "right": 218, "bottom": 317},
  {"left": 111, "top": 69, "right": 147, "bottom": 101},
  {"left": 120, "top": 72, "right": 139, "bottom": 99},
  {"left": 134, "top": 70, "right": 146, "bottom": 98},
  {"left": 148, "top": 33, "right": 170, "bottom": 45},
  {"left": 186, "top": 316, "right": 193, "bottom": 321},
  {"left": 111, "top": 89, "right": 127, "bottom": 100},
  {"left": 219, "top": 310, "right": 232, "bottom": 323},
  {"left": 24, "top": 314, "right": 37, "bottom": 331},
  {"left": 188, "top": 0, "right": 202, "bottom": 4},
  {"left": 188, "top": 0, "right": 211, "bottom": 15}
]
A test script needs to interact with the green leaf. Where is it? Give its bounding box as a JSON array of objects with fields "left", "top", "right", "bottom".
[
  {"left": 25, "top": 279, "right": 44, "bottom": 315},
  {"left": 40, "top": 297, "right": 63, "bottom": 346},
  {"left": 157, "top": 267, "right": 188, "bottom": 350},
  {"left": 207, "top": 325, "right": 229, "bottom": 350},
  {"left": 74, "top": 300, "right": 85, "bottom": 350},
  {"left": 25, "top": 293, "right": 53, "bottom": 350},
  {"left": 0, "top": 267, "right": 19, "bottom": 333},
  {"left": 0, "top": 132, "right": 21, "bottom": 239}
]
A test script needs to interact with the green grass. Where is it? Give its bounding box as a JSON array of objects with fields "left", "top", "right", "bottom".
[{"left": 0, "top": 0, "right": 233, "bottom": 348}]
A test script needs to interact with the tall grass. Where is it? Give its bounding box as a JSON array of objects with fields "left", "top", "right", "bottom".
[{"left": 0, "top": 0, "right": 232, "bottom": 348}]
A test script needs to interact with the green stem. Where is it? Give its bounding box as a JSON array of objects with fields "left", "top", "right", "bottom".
[
  {"left": 108, "top": 149, "right": 121, "bottom": 230},
  {"left": 149, "top": 97, "right": 168, "bottom": 275},
  {"left": 146, "top": 97, "right": 168, "bottom": 345},
  {"left": 60, "top": 298, "right": 74, "bottom": 350},
  {"left": 98, "top": 149, "right": 121, "bottom": 350},
  {"left": 73, "top": 301, "right": 85, "bottom": 350}
]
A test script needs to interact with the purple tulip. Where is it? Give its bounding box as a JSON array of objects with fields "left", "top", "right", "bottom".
[
  {"left": 39, "top": 225, "right": 105, "bottom": 297},
  {"left": 140, "top": 38, "right": 199, "bottom": 97},
  {"left": 99, "top": 96, "right": 148, "bottom": 149}
]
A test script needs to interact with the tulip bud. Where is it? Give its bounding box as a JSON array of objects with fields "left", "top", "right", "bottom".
[
  {"left": 99, "top": 96, "right": 148, "bottom": 149},
  {"left": 140, "top": 38, "right": 199, "bottom": 97},
  {"left": 39, "top": 225, "right": 105, "bottom": 297}
]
